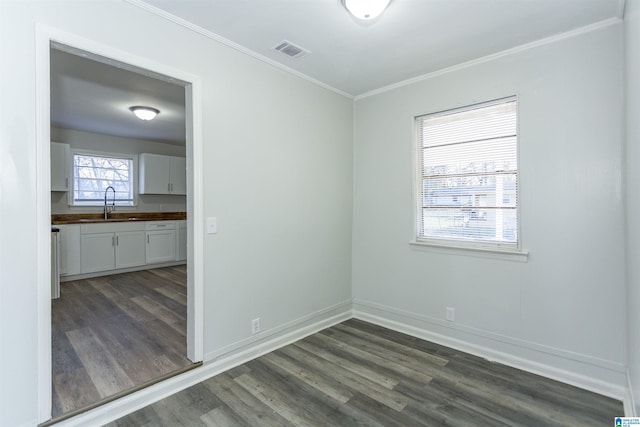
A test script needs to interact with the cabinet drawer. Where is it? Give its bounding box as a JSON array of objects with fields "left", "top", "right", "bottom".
[
  {"left": 145, "top": 221, "right": 176, "bottom": 231},
  {"left": 81, "top": 222, "right": 145, "bottom": 234}
]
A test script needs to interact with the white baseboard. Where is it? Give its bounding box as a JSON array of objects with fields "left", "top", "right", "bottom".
[
  {"left": 60, "top": 261, "right": 186, "bottom": 282},
  {"left": 353, "top": 299, "right": 627, "bottom": 401},
  {"left": 625, "top": 371, "right": 637, "bottom": 416},
  {"left": 51, "top": 297, "right": 630, "bottom": 426},
  {"left": 204, "top": 300, "right": 352, "bottom": 361},
  {"left": 53, "top": 302, "right": 352, "bottom": 427}
]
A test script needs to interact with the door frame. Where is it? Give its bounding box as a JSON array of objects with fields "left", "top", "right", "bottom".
[{"left": 35, "top": 24, "right": 205, "bottom": 423}]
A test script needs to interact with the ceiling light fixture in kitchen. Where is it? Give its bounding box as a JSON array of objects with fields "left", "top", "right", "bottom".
[
  {"left": 129, "top": 106, "right": 160, "bottom": 121},
  {"left": 342, "top": 0, "right": 391, "bottom": 20}
]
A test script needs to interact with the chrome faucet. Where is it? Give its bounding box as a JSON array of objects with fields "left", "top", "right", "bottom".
[{"left": 104, "top": 186, "right": 116, "bottom": 220}]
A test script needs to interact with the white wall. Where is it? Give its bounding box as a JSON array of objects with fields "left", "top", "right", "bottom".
[
  {"left": 0, "top": 1, "right": 630, "bottom": 425},
  {"left": 626, "top": 0, "right": 640, "bottom": 415},
  {"left": 0, "top": 2, "right": 353, "bottom": 426},
  {"left": 50, "top": 127, "right": 187, "bottom": 214},
  {"left": 352, "top": 23, "right": 626, "bottom": 392}
]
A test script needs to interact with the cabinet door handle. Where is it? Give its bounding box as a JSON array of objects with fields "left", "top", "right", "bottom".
[
  {"left": 168, "top": 183, "right": 171, "bottom": 192},
  {"left": 116, "top": 236, "right": 119, "bottom": 246},
  {"left": 171, "top": 183, "right": 173, "bottom": 192},
  {"left": 112, "top": 236, "right": 115, "bottom": 246},
  {"left": 147, "top": 235, "right": 150, "bottom": 244},
  {"left": 65, "top": 178, "right": 68, "bottom": 188}
]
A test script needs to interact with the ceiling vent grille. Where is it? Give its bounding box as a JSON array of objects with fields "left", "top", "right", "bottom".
[{"left": 274, "top": 40, "right": 310, "bottom": 60}]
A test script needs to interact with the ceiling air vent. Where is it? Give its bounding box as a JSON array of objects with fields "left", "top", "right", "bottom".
[{"left": 274, "top": 40, "right": 310, "bottom": 60}]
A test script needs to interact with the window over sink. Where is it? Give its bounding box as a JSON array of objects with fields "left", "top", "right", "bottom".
[{"left": 71, "top": 151, "right": 136, "bottom": 206}]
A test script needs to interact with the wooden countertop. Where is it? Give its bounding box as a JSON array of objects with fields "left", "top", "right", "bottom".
[{"left": 52, "top": 212, "right": 187, "bottom": 225}]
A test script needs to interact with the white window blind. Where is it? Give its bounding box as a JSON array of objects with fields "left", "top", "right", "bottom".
[
  {"left": 416, "top": 97, "right": 518, "bottom": 248},
  {"left": 72, "top": 153, "right": 134, "bottom": 206}
]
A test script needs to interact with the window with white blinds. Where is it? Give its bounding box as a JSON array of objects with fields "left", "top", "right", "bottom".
[
  {"left": 71, "top": 152, "right": 135, "bottom": 206},
  {"left": 416, "top": 97, "right": 518, "bottom": 249}
]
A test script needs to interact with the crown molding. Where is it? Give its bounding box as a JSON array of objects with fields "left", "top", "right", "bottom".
[
  {"left": 124, "top": 1, "right": 623, "bottom": 103},
  {"left": 355, "top": 17, "right": 623, "bottom": 101},
  {"left": 124, "top": 0, "right": 353, "bottom": 99}
]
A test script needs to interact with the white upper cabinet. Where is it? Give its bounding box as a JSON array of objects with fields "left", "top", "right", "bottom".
[
  {"left": 170, "top": 156, "right": 187, "bottom": 195},
  {"left": 51, "top": 142, "right": 70, "bottom": 191},
  {"left": 139, "top": 153, "right": 186, "bottom": 195}
]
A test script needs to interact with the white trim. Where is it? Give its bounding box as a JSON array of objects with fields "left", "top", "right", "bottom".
[
  {"left": 412, "top": 95, "right": 525, "bottom": 260},
  {"left": 353, "top": 299, "right": 627, "bottom": 400},
  {"left": 409, "top": 240, "right": 529, "bottom": 262},
  {"left": 60, "top": 261, "right": 186, "bottom": 282},
  {"left": 123, "top": 0, "right": 353, "bottom": 100},
  {"left": 205, "top": 300, "right": 353, "bottom": 361},
  {"left": 186, "top": 79, "right": 205, "bottom": 362},
  {"left": 625, "top": 371, "right": 638, "bottom": 416},
  {"left": 51, "top": 303, "right": 352, "bottom": 427},
  {"left": 35, "top": 24, "right": 53, "bottom": 423},
  {"left": 68, "top": 149, "right": 138, "bottom": 207},
  {"left": 125, "top": 0, "right": 622, "bottom": 101},
  {"left": 46, "top": 297, "right": 628, "bottom": 425},
  {"left": 355, "top": 17, "right": 623, "bottom": 101},
  {"left": 35, "top": 24, "right": 205, "bottom": 423}
]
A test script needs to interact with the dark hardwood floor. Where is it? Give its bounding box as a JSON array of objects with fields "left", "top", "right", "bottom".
[
  {"left": 51, "top": 265, "right": 193, "bottom": 419},
  {"left": 107, "top": 318, "right": 622, "bottom": 426}
]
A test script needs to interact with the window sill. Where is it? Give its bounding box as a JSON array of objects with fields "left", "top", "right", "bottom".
[{"left": 409, "top": 240, "right": 529, "bottom": 262}]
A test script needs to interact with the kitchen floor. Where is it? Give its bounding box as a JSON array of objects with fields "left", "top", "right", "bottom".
[{"left": 51, "top": 265, "right": 193, "bottom": 419}]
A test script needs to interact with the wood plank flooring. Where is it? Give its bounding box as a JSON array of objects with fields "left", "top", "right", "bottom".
[
  {"left": 51, "top": 265, "right": 193, "bottom": 419},
  {"left": 107, "top": 318, "right": 623, "bottom": 426}
]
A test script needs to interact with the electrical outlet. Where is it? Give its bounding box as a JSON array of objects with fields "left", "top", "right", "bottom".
[
  {"left": 446, "top": 307, "right": 455, "bottom": 322},
  {"left": 251, "top": 318, "right": 261, "bottom": 334}
]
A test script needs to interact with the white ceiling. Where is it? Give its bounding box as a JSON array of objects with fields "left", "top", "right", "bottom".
[
  {"left": 50, "top": 48, "right": 187, "bottom": 145},
  {"left": 137, "top": 0, "right": 623, "bottom": 96},
  {"left": 51, "top": 0, "right": 623, "bottom": 144}
]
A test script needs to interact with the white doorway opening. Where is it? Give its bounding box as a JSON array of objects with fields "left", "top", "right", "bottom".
[{"left": 35, "top": 25, "right": 204, "bottom": 424}]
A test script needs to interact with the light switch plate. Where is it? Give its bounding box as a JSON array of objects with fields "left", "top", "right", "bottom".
[{"left": 207, "top": 217, "right": 217, "bottom": 234}]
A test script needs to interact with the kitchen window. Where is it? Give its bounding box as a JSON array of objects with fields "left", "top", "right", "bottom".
[
  {"left": 415, "top": 96, "right": 519, "bottom": 251},
  {"left": 71, "top": 151, "right": 136, "bottom": 206}
]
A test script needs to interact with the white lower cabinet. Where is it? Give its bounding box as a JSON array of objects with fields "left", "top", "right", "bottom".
[
  {"left": 81, "top": 233, "right": 116, "bottom": 273},
  {"left": 80, "top": 222, "right": 147, "bottom": 274},
  {"left": 115, "top": 231, "right": 146, "bottom": 269},
  {"left": 146, "top": 221, "right": 176, "bottom": 264},
  {"left": 58, "top": 224, "right": 81, "bottom": 276},
  {"left": 59, "top": 219, "right": 184, "bottom": 278},
  {"left": 176, "top": 220, "right": 187, "bottom": 261}
]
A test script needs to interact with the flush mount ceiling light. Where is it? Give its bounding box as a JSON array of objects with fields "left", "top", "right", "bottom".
[
  {"left": 342, "top": 0, "right": 391, "bottom": 20},
  {"left": 129, "top": 106, "right": 160, "bottom": 121}
]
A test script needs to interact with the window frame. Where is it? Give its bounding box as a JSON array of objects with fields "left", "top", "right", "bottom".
[
  {"left": 68, "top": 149, "right": 138, "bottom": 208},
  {"left": 412, "top": 96, "right": 527, "bottom": 258}
]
